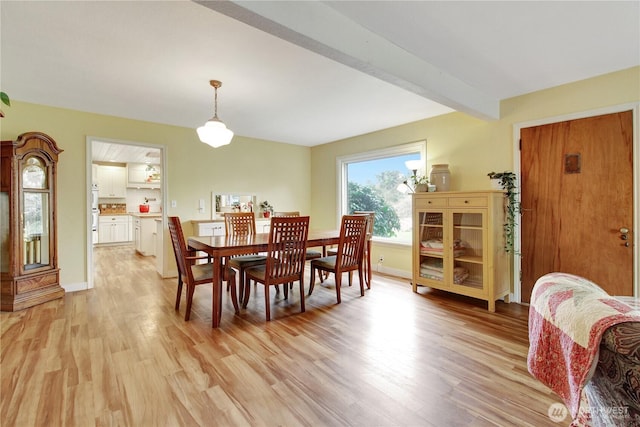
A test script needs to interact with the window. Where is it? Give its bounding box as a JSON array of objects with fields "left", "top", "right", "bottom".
[{"left": 337, "top": 141, "right": 427, "bottom": 245}]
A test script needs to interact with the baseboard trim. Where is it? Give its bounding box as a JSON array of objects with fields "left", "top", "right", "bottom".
[{"left": 62, "top": 282, "right": 88, "bottom": 293}]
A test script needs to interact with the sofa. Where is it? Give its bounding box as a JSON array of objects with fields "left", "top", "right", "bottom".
[
  {"left": 584, "top": 311, "right": 640, "bottom": 426},
  {"left": 527, "top": 272, "right": 640, "bottom": 426}
]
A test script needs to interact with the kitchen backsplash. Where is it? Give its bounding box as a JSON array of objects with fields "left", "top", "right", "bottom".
[
  {"left": 100, "top": 203, "right": 127, "bottom": 214},
  {"left": 127, "top": 188, "right": 162, "bottom": 212},
  {"left": 97, "top": 188, "right": 162, "bottom": 213}
]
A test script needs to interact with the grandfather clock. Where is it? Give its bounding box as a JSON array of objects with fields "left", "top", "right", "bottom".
[{"left": 1, "top": 132, "right": 64, "bottom": 311}]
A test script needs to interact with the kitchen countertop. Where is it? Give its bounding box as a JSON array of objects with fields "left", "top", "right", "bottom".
[
  {"left": 129, "top": 212, "right": 162, "bottom": 218},
  {"left": 190, "top": 216, "right": 271, "bottom": 224}
]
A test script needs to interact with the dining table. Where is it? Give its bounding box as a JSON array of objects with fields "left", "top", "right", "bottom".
[{"left": 188, "top": 230, "right": 341, "bottom": 328}]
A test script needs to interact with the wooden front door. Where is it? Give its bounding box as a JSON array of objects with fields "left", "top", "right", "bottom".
[{"left": 520, "top": 111, "right": 634, "bottom": 302}]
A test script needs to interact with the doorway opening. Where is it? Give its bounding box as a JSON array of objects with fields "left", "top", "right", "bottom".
[{"left": 86, "top": 137, "right": 166, "bottom": 289}]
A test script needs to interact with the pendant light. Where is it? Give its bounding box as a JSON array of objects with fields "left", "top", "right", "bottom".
[{"left": 197, "top": 80, "right": 234, "bottom": 148}]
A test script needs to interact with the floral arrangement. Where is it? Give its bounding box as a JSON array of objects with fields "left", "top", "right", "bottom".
[{"left": 259, "top": 200, "right": 273, "bottom": 213}]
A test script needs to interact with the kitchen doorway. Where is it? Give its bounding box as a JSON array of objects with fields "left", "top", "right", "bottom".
[{"left": 86, "top": 137, "right": 166, "bottom": 289}]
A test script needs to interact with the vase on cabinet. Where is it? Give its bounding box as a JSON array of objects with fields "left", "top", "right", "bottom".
[
  {"left": 429, "top": 164, "right": 451, "bottom": 192},
  {"left": 414, "top": 183, "right": 429, "bottom": 192}
]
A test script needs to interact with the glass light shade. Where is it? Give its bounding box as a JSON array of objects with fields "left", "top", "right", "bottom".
[
  {"left": 396, "top": 182, "right": 413, "bottom": 194},
  {"left": 197, "top": 118, "right": 234, "bottom": 148},
  {"left": 405, "top": 159, "right": 422, "bottom": 172}
]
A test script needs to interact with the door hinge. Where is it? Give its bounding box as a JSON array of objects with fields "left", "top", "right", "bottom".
[{"left": 519, "top": 139, "right": 522, "bottom": 151}]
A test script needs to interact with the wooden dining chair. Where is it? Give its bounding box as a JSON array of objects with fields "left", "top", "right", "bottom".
[
  {"left": 224, "top": 212, "right": 267, "bottom": 301},
  {"left": 243, "top": 216, "right": 310, "bottom": 321},
  {"left": 326, "top": 211, "right": 375, "bottom": 288},
  {"left": 167, "top": 216, "right": 238, "bottom": 321},
  {"left": 272, "top": 211, "right": 323, "bottom": 292},
  {"left": 309, "top": 215, "right": 368, "bottom": 303},
  {"left": 273, "top": 211, "right": 322, "bottom": 260},
  {"left": 354, "top": 211, "right": 375, "bottom": 289}
]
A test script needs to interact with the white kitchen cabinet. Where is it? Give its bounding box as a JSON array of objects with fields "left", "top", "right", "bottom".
[
  {"left": 127, "top": 163, "right": 161, "bottom": 189},
  {"left": 192, "top": 219, "right": 270, "bottom": 236},
  {"left": 155, "top": 218, "right": 164, "bottom": 275},
  {"left": 96, "top": 165, "right": 127, "bottom": 198},
  {"left": 192, "top": 221, "right": 225, "bottom": 236},
  {"left": 256, "top": 219, "right": 270, "bottom": 233},
  {"left": 134, "top": 216, "right": 157, "bottom": 256},
  {"left": 98, "top": 215, "right": 131, "bottom": 244}
]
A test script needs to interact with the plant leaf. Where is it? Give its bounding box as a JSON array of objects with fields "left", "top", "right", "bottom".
[{"left": 0, "top": 92, "right": 10, "bottom": 107}]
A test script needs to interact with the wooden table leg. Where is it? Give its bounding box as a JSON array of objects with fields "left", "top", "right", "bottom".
[
  {"left": 212, "top": 255, "right": 222, "bottom": 328},
  {"left": 365, "top": 240, "right": 372, "bottom": 288}
]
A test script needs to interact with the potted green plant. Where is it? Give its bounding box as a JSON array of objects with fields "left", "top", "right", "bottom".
[
  {"left": 411, "top": 174, "right": 430, "bottom": 192},
  {"left": 488, "top": 171, "right": 519, "bottom": 253},
  {"left": 259, "top": 200, "right": 273, "bottom": 218},
  {"left": 0, "top": 91, "right": 10, "bottom": 118},
  {"left": 400, "top": 173, "right": 429, "bottom": 192}
]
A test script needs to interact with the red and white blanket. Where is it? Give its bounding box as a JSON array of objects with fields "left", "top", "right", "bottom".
[{"left": 527, "top": 272, "right": 640, "bottom": 424}]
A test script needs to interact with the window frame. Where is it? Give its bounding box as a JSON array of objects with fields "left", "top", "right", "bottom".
[{"left": 336, "top": 140, "right": 427, "bottom": 246}]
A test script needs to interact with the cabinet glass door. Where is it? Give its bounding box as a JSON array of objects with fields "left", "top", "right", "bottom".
[
  {"left": 451, "top": 211, "right": 484, "bottom": 290},
  {"left": 1, "top": 192, "right": 8, "bottom": 273},
  {"left": 417, "top": 212, "right": 445, "bottom": 283},
  {"left": 22, "top": 156, "right": 51, "bottom": 271}
]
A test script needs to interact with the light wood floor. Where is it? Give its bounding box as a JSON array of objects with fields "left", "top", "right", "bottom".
[{"left": 1, "top": 245, "right": 568, "bottom": 426}]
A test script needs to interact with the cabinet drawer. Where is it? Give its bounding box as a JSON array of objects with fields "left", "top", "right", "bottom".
[
  {"left": 414, "top": 197, "right": 448, "bottom": 208},
  {"left": 100, "top": 215, "right": 130, "bottom": 224},
  {"left": 16, "top": 272, "right": 58, "bottom": 294},
  {"left": 197, "top": 223, "right": 224, "bottom": 236},
  {"left": 447, "top": 197, "right": 487, "bottom": 207}
]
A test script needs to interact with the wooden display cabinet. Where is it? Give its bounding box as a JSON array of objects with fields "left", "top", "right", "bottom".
[
  {"left": 412, "top": 191, "right": 509, "bottom": 312},
  {"left": 1, "top": 132, "right": 64, "bottom": 311}
]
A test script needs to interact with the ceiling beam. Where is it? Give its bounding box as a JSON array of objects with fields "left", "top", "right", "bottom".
[{"left": 198, "top": 0, "right": 499, "bottom": 120}]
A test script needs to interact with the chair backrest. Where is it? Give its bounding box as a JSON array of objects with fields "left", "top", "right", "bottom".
[
  {"left": 273, "top": 211, "right": 300, "bottom": 217},
  {"left": 167, "top": 216, "right": 194, "bottom": 283},
  {"left": 224, "top": 212, "right": 257, "bottom": 236},
  {"left": 264, "top": 216, "right": 310, "bottom": 283},
  {"left": 354, "top": 211, "right": 375, "bottom": 241},
  {"left": 336, "top": 215, "right": 368, "bottom": 269}
]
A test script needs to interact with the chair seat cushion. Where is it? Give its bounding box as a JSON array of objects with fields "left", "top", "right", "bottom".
[
  {"left": 245, "top": 264, "right": 266, "bottom": 281},
  {"left": 190, "top": 263, "right": 213, "bottom": 281},
  {"left": 311, "top": 255, "right": 337, "bottom": 270},
  {"left": 305, "top": 249, "right": 322, "bottom": 259},
  {"left": 191, "top": 263, "right": 235, "bottom": 282},
  {"left": 327, "top": 248, "right": 338, "bottom": 256},
  {"left": 228, "top": 255, "right": 267, "bottom": 269}
]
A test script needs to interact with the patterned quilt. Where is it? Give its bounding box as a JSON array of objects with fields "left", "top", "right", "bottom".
[{"left": 527, "top": 272, "right": 640, "bottom": 424}]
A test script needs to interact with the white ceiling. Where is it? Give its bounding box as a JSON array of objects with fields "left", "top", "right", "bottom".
[
  {"left": 92, "top": 141, "right": 161, "bottom": 164},
  {"left": 1, "top": 1, "right": 638, "bottom": 147}
]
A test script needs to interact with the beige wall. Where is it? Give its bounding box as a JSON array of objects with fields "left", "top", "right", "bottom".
[
  {"left": 1, "top": 103, "right": 311, "bottom": 288},
  {"left": 2, "top": 67, "right": 638, "bottom": 289},
  {"left": 310, "top": 66, "right": 640, "bottom": 279}
]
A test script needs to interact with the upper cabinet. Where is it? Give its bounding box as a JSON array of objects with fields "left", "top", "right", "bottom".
[
  {"left": 127, "top": 163, "right": 161, "bottom": 189},
  {"left": 96, "top": 164, "right": 127, "bottom": 198}
]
